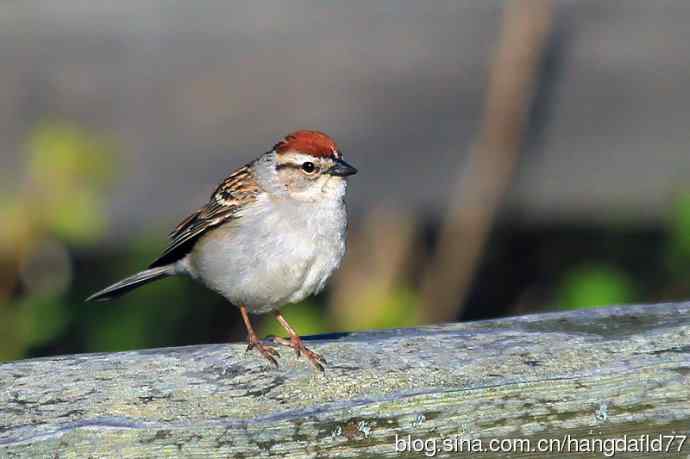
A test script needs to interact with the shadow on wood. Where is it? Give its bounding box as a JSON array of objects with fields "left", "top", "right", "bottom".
[{"left": 2, "top": 303, "right": 690, "bottom": 458}]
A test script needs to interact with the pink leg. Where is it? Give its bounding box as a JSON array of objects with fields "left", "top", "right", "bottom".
[
  {"left": 240, "top": 305, "right": 280, "bottom": 368},
  {"left": 273, "top": 310, "right": 327, "bottom": 372}
]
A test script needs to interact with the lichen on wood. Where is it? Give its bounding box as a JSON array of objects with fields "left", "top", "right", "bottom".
[{"left": 2, "top": 303, "right": 690, "bottom": 458}]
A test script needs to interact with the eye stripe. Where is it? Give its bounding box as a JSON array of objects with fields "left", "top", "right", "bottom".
[{"left": 275, "top": 163, "right": 303, "bottom": 170}]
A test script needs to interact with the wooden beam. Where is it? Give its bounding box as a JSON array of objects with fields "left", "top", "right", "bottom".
[{"left": 2, "top": 303, "right": 690, "bottom": 458}]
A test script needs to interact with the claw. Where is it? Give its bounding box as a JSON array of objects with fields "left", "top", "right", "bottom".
[
  {"left": 239, "top": 305, "right": 282, "bottom": 369},
  {"left": 271, "top": 334, "right": 326, "bottom": 372},
  {"left": 301, "top": 346, "right": 327, "bottom": 372},
  {"left": 272, "top": 310, "right": 328, "bottom": 372},
  {"left": 247, "top": 337, "right": 280, "bottom": 368},
  {"left": 271, "top": 336, "right": 299, "bottom": 357}
]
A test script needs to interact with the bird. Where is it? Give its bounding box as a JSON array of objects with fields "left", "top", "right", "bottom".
[{"left": 86, "top": 130, "right": 357, "bottom": 371}]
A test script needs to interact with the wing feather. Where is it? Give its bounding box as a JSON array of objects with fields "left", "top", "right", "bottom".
[{"left": 148, "top": 164, "right": 259, "bottom": 268}]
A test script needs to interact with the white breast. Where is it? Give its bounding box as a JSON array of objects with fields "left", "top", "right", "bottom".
[{"left": 184, "top": 191, "right": 347, "bottom": 314}]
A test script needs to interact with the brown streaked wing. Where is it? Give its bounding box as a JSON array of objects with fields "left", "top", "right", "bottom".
[{"left": 148, "top": 165, "right": 259, "bottom": 268}]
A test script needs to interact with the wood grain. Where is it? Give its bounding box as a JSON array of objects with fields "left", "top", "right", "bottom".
[{"left": 2, "top": 303, "right": 690, "bottom": 458}]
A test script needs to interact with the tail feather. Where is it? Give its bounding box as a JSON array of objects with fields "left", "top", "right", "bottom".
[{"left": 85, "top": 266, "right": 172, "bottom": 302}]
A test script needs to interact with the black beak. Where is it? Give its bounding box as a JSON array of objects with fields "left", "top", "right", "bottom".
[{"left": 328, "top": 158, "right": 358, "bottom": 177}]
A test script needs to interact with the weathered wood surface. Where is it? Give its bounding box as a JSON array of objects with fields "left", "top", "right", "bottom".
[{"left": 2, "top": 303, "right": 690, "bottom": 458}]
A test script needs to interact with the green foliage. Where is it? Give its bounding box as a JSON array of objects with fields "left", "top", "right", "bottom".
[
  {"left": 83, "top": 234, "right": 189, "bottom": 352},
  {"left": 86, "top": 283, "right": 189, "bottom": 353},
  {"left": 556, "top": 264, "right": 635, "bottom": 310},
  {"left": 667, "top": 192, "right": 690, "bottom": 275},
  {"left": 367, "top": 287, "right": 419, "bottom": 329},
  {"left": 342, "top": 286, "right": 419, "bottom": 331},
  {"left": 0, "top": 120, "right": 117, "bottom": 361},
  {"left": 46, "top": 189, "right": 109, "bottom": 243},
  {"left": 16, "top": 295, "right": 70, "bottom": 344},
  {"left": 26, "top": 120, "right": 116, "bottom": 243},
  {"left": 28, "top": 121, "right": 114, "bottom": 185}
]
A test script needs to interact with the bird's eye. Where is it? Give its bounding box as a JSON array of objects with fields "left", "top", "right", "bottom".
[{"left": 301, "top": 162, "right": 317, "bottom": 174}]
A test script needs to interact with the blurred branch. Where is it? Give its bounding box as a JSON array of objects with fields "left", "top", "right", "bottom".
[{"left": 418, "top": 0, "right": 554, "bottom": 323}]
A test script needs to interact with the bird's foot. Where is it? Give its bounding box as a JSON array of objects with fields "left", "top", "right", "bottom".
[
  {"left": 246, "top": 335, "right": 280, "bottom": 368},
  {"left": 270, "top": 335, "right": 326, "bottom": 372}
]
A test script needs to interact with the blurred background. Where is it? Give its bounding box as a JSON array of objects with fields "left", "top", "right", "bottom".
[{"left": 3, "top": 1, "right": 690, "bottom": 362}]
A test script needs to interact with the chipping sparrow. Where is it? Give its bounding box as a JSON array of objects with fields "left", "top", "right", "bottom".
[{"left": 86, "top": 130, "right": 357, "bottom": 371}]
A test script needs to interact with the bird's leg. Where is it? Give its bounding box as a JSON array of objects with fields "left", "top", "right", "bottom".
[
  {"left": 273, "top": 310, "right": 327, "bottom": 372},
  {"left": 240, "top": 304, "right": 279, "bottom": 368}
]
